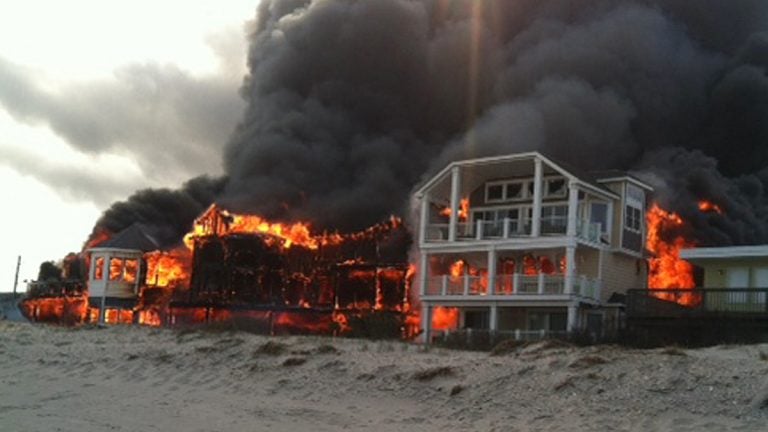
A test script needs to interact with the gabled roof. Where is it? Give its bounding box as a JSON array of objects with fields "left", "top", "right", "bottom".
[
  {"left": 414, "top": 151, "right": 624, "bottom": 200},
  {"left": 93, "top": 223, "right": 161, "bottom": 252}
]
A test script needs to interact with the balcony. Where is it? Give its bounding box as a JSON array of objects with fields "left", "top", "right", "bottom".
[
  {"left": 425, "top": 218, "right": 603, "bottom": 244},
  {"left": 423, "top": 273, "right": 601, "bottom": 300}
]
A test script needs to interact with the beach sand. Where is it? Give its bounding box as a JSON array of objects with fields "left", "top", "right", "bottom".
[{"left": 1, "top": 321, "right": 767, "bottom": 431}]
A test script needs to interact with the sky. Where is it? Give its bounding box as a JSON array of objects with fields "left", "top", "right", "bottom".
[{"left": 0, "top": 0, "right": 256, "bottom": 291}]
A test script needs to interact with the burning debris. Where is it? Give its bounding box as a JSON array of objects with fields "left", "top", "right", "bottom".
[{"left": 22, "top": 205, "right": 415, "bottom": 336}]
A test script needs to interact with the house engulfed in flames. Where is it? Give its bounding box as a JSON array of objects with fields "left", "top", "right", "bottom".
[
  {"left": 22, "top": 150, "right": 730, "bottom": 342},
  {"left": 21, "top": 205, "right": 415, "bottom": 336},
  {"left": 414, "top": 152, "right": 654, "bottom": 342}
]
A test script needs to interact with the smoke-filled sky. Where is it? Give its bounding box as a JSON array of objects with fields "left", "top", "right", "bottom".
[
  {"left": 0, "top": 0, "right": 255, "bottom": 290},
  {"left": 3, "top": 0, "right": 768, "bottom": 290}
]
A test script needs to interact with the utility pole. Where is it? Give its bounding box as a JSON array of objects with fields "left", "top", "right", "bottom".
[{"left": 12, "top": 255, "right": 21, "bottom": 299}]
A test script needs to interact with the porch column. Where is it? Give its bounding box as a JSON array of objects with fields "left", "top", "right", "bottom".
[
  {"left": 567, "top": 304, "right": 579, "bottom": 333},
  {"left": 419, "top": 193, "right": 429, "bottom": 244},
  {"left": 98, "top": 255, "right": 110, "bottom": 325},
  {"left": 419, "top": 252, "right": 429, "bottom": 297},
  {"left": 489, "top": 304, "right": 498, "bottom": 332},
  {"left": 565, "top": 246, "right": 576, "bottom": 295},
  {"left": 567, "top": 182, "right": 579, "bottom": 237},
  {"left": 531, "top": 158, "right": 543, "bottom": 237},
  {"left": 421, "top": 303, "right": 433, "bottom": 344},
  {"left": 487, "top": 248, "right": 497, "bottom": 295},
  {"left": 448, "top": 166, "right": 461, "bottom": 242}
]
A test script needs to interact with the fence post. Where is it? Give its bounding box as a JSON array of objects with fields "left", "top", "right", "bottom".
[{"left": 538, "top": 273, "right": 545, "bottom": 294}]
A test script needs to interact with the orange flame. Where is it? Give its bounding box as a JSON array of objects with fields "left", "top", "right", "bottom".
[
  {"left": 698, "top": 200, "right": 723, "bottom": 215},
  {"left": 646, "top": 203, "right": 697, "bottom": 305},
  {"left": 440, "top": 198, "right": 469, "bottom": 221},
  {"left": 144, "top": 247, "right": 191, "bottom": 288},
  {"left": 431, "top": 306, "right": 459, "bottom": 331},
  {"left": 184, "top": 204, "right": 338, "bottom": 250}
]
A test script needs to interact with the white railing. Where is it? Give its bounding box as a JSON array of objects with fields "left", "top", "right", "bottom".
[
  {"left": 426, "top": 218, "right": 601, "bottom": 242},
  {"left": 424, "top": 274, "right": 601, "bottom": 300},
  {"left": 424, "top": 275, "right": 488, "bottom": 296}
]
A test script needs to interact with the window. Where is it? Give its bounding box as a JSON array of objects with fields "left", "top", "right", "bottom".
[
  {"left": 94, "top": 257, "right": 104, "bottom": 280},
  {"left": 124, "top": 259, "right": 138, "bottom": 284},
  {"left": 545, "top": 178, "right": 567, "bottom": 198},
  {"left": 486, "top": 181, "right": 527, "bottom": 202},
  {"left": 541, "top": 205, "right": 568, "bottom": 234},
  {"left": 625, "top": 205, "right": 642, "bottom": 232},
  {"left": 109, "top": 258, "right": 123, "bottom": 281},
  {"left": 486, "top": 184, "right": 503, "bottom": 201},
  {"left": 505, "top": 182, "right": 524, "bottom": 200},
  {"left": 590, "top": 202, "right": 608, "bottom": 234}
]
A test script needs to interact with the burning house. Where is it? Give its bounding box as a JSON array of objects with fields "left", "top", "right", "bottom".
[
  {"left": 414, "top": 152, "right": 652, "bottom": 342},
  {"left": 22, "top": 204, "right": 414, "bottom": 336},
  {"left": 16, "top": 1, "right": 768, "bottom": 346}
]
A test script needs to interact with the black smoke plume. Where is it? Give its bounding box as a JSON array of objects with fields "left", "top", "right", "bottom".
[{"left": 90, "top": 0, "right": 768, "bottom": 248}]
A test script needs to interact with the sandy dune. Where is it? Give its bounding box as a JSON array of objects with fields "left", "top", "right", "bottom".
[{"left": 1, "top": 321, "right": 767, "bottom": 431}]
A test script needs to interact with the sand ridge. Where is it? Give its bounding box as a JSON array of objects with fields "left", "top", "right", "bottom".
[{"left": 1, "top": 321, "right": 767, "bottom": 431}]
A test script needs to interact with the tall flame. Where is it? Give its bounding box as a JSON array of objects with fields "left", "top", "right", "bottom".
[{"left": 646, "top": 203, "right": 695, "bottom": 290}]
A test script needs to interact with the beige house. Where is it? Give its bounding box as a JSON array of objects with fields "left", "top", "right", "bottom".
[
  {"left": 679, "top": 246, "right": 768, "bottom": 312},
  {"left": 414, "top": 152, "right": 652, "bottom": 342}
]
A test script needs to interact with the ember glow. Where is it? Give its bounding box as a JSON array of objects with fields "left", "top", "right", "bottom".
[{"left": 698, "top": 200, "right": 723, "bottom": 215}]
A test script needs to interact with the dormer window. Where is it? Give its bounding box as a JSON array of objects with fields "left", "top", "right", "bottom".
[
  {"left": 624, "top": 184, "right": 645, "bottom": 233},
  {"left": 625, "top": 206, "right": 642, "bottom": 232}
]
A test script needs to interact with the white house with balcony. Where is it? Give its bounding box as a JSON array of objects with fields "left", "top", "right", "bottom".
[{"left": 414, "top": 152, "right": 652, "bottom": 342}]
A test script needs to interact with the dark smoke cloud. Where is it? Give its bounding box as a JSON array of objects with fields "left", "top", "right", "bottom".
[
  {"left": 0, "top": 54, "right": 244, "bottom": 199},
  {"left": 95, "top": 0, "right": 768, "bottom": 248},
  {"left": 87, "top": 175, "right": 227, "bottom": 249}
]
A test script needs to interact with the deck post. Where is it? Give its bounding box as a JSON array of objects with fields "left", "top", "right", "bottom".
[
  {"left": 463, "top": 273, "right": 470, "bottom": 296},
  {"left": 419, "top": 253, "right": 429, "bottom": 296},
  {"left": 421, "top": 304, "right": 433, "bottom": 344},
  {"left": 513, "top": 273, "right": 520, "bottom": 294},
  {"left": 487, "top": 249, "right": 497, "bottom": 295},
  {"left": 441, "top": 274, "right": 448, "bottom": 296},
  {"left": 476, "top": 219, "right": 483, "bottom": 240},
  {"left": 567, "top": 304, "right": 579, "bottom": 333},
  {"left": 449, "top": 166, "right": 461, "bottom": 242},
  {"left": 98, "top": 255, "right": 110, "bottom": 326},
  {"left": 489, "top": 304, "right": 498, "bottom": 332},
  {"left": 567, "top": 182, "right": 579, "bottom": 237},
  {"left": 537, "top": 273, "right": 545, "bottom": 294},
  {"left": 565, "top": 246, "right": 576, "bottom": 295},
  {"left": 531, "top": 158, "right": 543, "bottom": 237},
  {"left": 419, "top": 193, "right": 429, "bottom": 244},
  {"left": 502, "top": 217, "right": 510, "bottom": 238}
]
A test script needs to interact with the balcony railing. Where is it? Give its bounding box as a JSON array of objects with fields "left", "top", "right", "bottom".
[
  {"left": 425, "top": 219, "right": 602, "bottom": 243},
  {"left": 627, "top": 288, "right": 768, "bottom": 318},
  {"left": 424, "top": 274, "right": 601, "bottom": 300}
]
